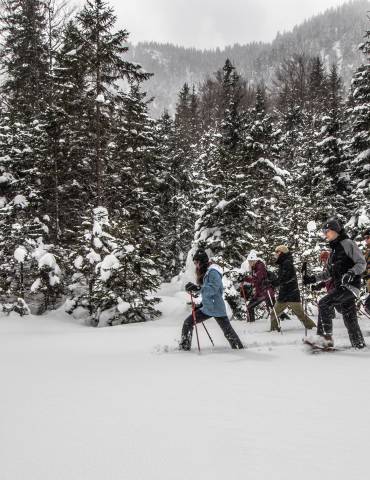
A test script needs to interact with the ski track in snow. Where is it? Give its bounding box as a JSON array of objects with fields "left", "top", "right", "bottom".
[{"left": 1, "top": 282, "right": 370, "bottom": 480}]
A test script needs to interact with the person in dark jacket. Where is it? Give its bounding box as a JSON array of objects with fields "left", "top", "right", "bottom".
[
  {"left": 363, "top": 228, "right": 370, "bottom": 315},
  {"left": 179, "top": 249, "right": 244, "bottom": 351},
  {"left": 241, "top": 250, "right": 275, "bottom": 322},
  {"left": 304, "top": 218, "right": 366, "bottom": 349},
  {"left": 270, "top": 245, "right": 316, "bottom": 332}
]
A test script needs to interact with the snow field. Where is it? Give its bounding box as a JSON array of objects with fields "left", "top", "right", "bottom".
[{"left": 1, "top": 282, "right": 370, "bottom": 480}]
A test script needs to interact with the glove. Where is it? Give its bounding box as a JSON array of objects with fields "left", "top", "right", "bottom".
[
  {"left": 342, "top": 271, "right": 355, "bottom": 286},
  {"left": 311, "top": 283, "right": 324, "bottom": 292},
  {"left": 185, "top": 282, "right": 200, "bottom": 293},
  {"left": 303, "top": 274, "right": 316, "bottom": 285}
]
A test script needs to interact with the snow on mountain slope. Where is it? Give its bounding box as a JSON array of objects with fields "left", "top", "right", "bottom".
[
  {"left": 1, "top": 282, "right": 370, "bottom": 480},
  {"left": 128, "top": 1, "right": 370, "bottom": 116}
]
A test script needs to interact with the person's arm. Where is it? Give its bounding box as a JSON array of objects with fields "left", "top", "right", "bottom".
[
  {"left": 341, "top": 239, "right": 367, "bottom": 276},
  {"left": 202, "top": 270, "right": 221, "bottom": 299},
  {"left": 243, "top": 274, "right": 255, "bottom": 285}
]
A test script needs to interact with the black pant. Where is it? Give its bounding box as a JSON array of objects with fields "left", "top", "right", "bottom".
[
  {"left": 180, "top": 309, "right": 244, "bottom": 350},
  {"left": 247, "top": 297, "right": 266, "bottom": 322},
  {"left": 317, "top": 304, "right": 339, "bottom": 336},
  {"left": 318, "top": 288, "right": 365, "bottom": 347}
]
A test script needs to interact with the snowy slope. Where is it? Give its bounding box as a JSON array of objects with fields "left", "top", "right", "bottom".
[{"left": 1, "top": 282, "right": 370, "bottom": 480}]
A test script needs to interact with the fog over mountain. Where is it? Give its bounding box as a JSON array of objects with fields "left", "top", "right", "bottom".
[{"left": 126, "top": 0, "right": 370, "bottom": 116}]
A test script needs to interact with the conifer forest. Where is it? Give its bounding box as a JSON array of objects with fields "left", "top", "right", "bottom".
[{"left": 0, "top": 0, "right": 369, "bottom": 325}]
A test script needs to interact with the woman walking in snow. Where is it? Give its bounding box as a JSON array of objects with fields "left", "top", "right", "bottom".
[
  {"left": 240, "top": 250, "right": 275, "bottom": 322},
  {"left": 179, "top": 249, "right": 244, "bottom": 351}
]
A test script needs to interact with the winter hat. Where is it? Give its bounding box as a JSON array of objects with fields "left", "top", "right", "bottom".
[
  {"left": 322, "top": 218, "right": 343, "bottom": 233},
  {"left": 193, "top": 249, "right": 209, "bottom": 264},
  {"left": 275, "top": 245, "right": 289, "bottom": 254},
  {"left": 247, "top": 250, "right": 259, "bottom": 261}
]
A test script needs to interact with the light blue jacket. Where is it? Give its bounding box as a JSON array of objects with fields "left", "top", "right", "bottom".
[{"left": 200, "top": 264, "right": 228, "bottom": 318}]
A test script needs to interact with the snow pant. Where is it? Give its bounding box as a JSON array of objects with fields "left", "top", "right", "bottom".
[
  {"left": 365, "top": 295, "right": 370, "bottom": 315},
  {"left": 247, "top": 296, "right": 274, "bottom": 322},
  {"left": 318, "top": 288, "right": 365, "bottom": 348},
  {"left": 317, "top": 304, "right": 340, "bottom": 336},
  {"left": 180, "top": 309, "right": 244, "bottom": 350},
  {"left": 270, "top": 302, "right": 316, "bottom": 331}
]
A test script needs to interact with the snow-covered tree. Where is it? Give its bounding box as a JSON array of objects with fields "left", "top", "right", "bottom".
[
  {"left": 67, "top": 207, "right": 160, "bottom": 326},
  {"left": 346, "top": 19, "right": 370, "bottom": 232}
]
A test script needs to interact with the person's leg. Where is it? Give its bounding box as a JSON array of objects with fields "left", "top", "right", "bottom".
[
  {"left": 318, "top": 289, "right": 345, "bottom": 340},
  {"left": 247, "top": 298, "right": 265, "bottom": 322},
  {"left": 215, "top": 317, "right": 244, "bottom": 349},
  {"left": 317, "top": 302, "right": 335, "bottom": 335},
  {"left": 289, "top": 302, "right": 316, "bottom": 329},
  {"left": 270, "top": 302, "right": 287, "bottom": 331},
  {"left": 340, "top": 290, "right": 366, "bottom": 348},
  {"left": 179, "top": 309, "right": 210, "bottom": 350}
]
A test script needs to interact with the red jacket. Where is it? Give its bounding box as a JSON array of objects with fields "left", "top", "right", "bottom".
[{"left": 244, "top": 260, "right": 275, "bottom": 301}]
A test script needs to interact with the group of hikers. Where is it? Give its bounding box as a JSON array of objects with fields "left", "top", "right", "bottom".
[{"left": 179, "top": 218, "right": 370, "bottom": 351}]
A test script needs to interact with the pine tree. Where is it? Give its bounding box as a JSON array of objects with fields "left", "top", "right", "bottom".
[
  {"left": 0, "top": 0, "right": 49, "bottom": 121},
  {"left": 67, "top": 207, "right": 160, "bottom": 326},
  {"left": 313, "top": 64, "right": 348, "bottom": 221},
  {"left": 75, "top": 0, "right": 150, "bottom": 205},
  {"left": 346, "top": 19, "right": 370, "bottom": 231}
]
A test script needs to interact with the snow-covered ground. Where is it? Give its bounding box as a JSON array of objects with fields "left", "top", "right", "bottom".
[{"left": 1, "top": 282, "right": 370, "bottom": 480}]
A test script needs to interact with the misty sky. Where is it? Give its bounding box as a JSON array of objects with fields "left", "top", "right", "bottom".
[{"left": 110, "top": 0, "right": 349, "bottom": 49}]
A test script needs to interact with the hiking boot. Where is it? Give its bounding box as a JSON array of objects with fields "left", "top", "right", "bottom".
[{"left": 349, "top": 330, "right": 366, "bottom": 349}]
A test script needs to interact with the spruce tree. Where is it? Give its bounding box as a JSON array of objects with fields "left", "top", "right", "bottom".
[{"left": 346, "top": 20, "right": 370, "bottom": 231}]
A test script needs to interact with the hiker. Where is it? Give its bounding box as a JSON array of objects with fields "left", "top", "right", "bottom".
[
  {"left": 179, "top": 249, "right": 244, "bottom": 350},
  {"left": 270, "top": 245, "right": 316, "bottom": 332},
  {"left": 303, "top": 218, "right": 366, "bottom": 349},
  {"left": 239, "top": 250, "right": 275, "bottom": 322},
  {"left": 363, "top": 228, "right": 370, "bottom": 315}
]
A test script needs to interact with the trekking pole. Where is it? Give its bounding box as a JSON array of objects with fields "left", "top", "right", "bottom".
[
  {"left": 240, "top": 284, "right": 251, "bottom": 322},
  {"left": 190, "top": 293, "right": 201, "bottom": 353},
  {"left": 190, "top": 293, "right": 215, "bottom": 348},
  {"left": 267, "top": 290, "right": 282, "bottom": 334},
  {"left": 301, "top": 261, "right": 308, "bottom": 337}
]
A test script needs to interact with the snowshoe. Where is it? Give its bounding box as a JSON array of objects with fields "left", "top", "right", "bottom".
[{"left": 303, "top": 335, "right": 335, "bottom": 352}]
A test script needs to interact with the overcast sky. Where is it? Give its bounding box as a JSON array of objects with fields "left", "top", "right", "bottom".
[{"left": 109, "top": 0, "right": 349, "bottom": 49}]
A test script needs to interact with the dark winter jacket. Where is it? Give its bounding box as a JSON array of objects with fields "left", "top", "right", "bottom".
[
  {"left": 317, "top": 232, "right": 366, "bottom": 297},
  {"left": 244, "top": 260, "right": 274, "bottom": 300},
  {"left": 275, "top": 252, "right": 300, "bottom": 302},
  {"left": 365, "top": 248, "right": 370, "bottom": 293}
]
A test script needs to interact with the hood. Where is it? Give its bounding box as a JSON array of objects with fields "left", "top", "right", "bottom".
[{"left": 208, "top": 264, "right": 223, "bottom": 276}]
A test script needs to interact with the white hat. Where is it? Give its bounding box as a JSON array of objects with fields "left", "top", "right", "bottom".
[{"left": 247, "top": 250, "right": 259, "bottom": 261}]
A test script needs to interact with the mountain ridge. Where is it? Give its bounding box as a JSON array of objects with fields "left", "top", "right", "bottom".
[{"left": 127, "top": 0, "right": 370, "bottom": 116}]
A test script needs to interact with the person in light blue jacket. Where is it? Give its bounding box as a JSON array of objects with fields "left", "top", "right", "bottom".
[{"left": 179, "top": 249, "right": 244, "bottom": 350}]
